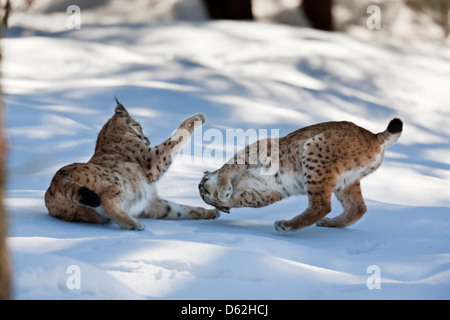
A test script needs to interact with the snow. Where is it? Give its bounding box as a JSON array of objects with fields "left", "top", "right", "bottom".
[{"left": 3, "top": 17, "right": 450, "bottom": 299}]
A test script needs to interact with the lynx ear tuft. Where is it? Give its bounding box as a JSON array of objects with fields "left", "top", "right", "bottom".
[{"left": 114, "top": 96, "right": 129, "bottom": 116}]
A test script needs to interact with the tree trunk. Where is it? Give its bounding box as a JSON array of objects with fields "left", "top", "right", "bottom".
[
  {"left": 0, "top": 108, "right": 10, "bottom": 301},
  {"left": 0, "top": 18, "right": 11, "bottom": 300},
  {"left": 203, "top": 0, "right": 253, "bottom": 20},
  {"left": 302, "top": 0, "right": 334, "bottom": 31},
  {"left": 441, "top": 0, "right": 450, "bottom": 37}
]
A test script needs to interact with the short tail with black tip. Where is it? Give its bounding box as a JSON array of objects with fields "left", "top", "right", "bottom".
[{"left": 377, "top": 118, "right": 403, "bottom": 147}]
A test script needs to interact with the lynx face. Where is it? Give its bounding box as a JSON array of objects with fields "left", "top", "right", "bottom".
[{"left": 95, "top": 100, "right": 149, "bottom": 153}]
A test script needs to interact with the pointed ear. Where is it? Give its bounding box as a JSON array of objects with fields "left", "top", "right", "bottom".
[{"left": 114, "top": 96, "right": 129, "bottom": 116}]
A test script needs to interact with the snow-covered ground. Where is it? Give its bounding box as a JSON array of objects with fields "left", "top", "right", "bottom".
[{"left": 2, "top": 18, "right": 450, "bottom": 299}]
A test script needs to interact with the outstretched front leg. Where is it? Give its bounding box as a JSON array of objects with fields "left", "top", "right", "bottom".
[
  {"left": 141, "top": 196, "right": 220, "bottom": 220},
  {"left": 101, "top": 186, "right": 145, "bottom": 230},
  {"left": 144, "top": 114, "right": 205, "bottom": 183}
]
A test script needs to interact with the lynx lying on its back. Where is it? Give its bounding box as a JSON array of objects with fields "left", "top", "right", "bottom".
[
  {"left": 45, "top": 99, "right": 218, "bottom": 230},
  {"left": 199, "top": 119, "right": 403, "bottom": 232}
]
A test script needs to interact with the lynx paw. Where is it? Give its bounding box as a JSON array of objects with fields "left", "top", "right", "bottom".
[
  {"left": 183, "top": 113, "right": 206, "bottom": 131},
  {"left": 217, "top": 183, "right": 233, "bottom": 203},
  {"left": 274, "top": 220, "right": 292, "bottom": 233},
  {"left": 194, "top": 113, "right": 206, "bottom": 124},
  {"left": 120, "top": 221, "right": 145, "bottom": 231},
  {"left": 189, "top": 207, "right": 220, "bottom": 220},
  {"left": 135, "top": 222, "right": 145, "bottom": 231},
  {"left": 206, "top": 209, "right": 221, "bottom": 220},
  {"left": 316, "top": 218, "right": 332, "bottom": 227}
]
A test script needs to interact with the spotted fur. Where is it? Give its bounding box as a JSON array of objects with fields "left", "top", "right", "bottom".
[
  {"left": 199, "top": 119, "right": 402, "bottom": 232},
  {"left": 45, "top": 99, "right": 219, "bottom": 230}
]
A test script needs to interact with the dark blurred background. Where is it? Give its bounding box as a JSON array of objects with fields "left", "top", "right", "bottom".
[{"left": 1, "top": 0, "right": 449, "bottom": 41}]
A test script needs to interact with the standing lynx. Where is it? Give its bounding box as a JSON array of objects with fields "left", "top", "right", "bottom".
[
  {"left": 199, "top": 119, "right": 402, "bottom": 232},
  {"left": 45, "top": 99, "right": 218, "bottom": 230}
]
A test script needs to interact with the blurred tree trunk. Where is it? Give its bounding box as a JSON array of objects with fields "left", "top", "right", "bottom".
[
  {"left": 203, "top": 0, "right": 253, "bottom": 20},
  {"left": 0, "top": 98, "right": 10, "bottom": 301},
  {"left": 441, "top": 0, "right": 450, "bottom": 37},
  {"left": 302, "top": 0, "right": 334, "bottom": 31},
  {"left": 0, "top": 8, "right": 11, "bottom": 300}
]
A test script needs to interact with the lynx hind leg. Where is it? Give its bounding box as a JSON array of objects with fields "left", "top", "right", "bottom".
[
  {"left": 100, "top": 187, "right": 145, "bottom": 230},
  {"left": 45, "top": 191, "right": 109, "bottom": 224},
  {"left": 317, "top": 181, "right": 367, "bottom": 228},
  {"left": 48, "top": 179, "right": 143, "bottom": 230},
  {"left": 74, "top": 206, "right": 111, "bottom": 224},
  {"left": 142, "top": 198, "right": 220, "bottom": 220}
]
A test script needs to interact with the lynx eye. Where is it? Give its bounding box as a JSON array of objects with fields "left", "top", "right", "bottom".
[{"left": 131, "top": 123, "right": 142, "bottom": 131}]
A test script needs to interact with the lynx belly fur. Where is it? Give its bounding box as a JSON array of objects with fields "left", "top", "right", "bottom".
[
  {"left": 45, "top": 99, "right": 218, "bottom": 230},
  {"left": 199, "top": 119, "right": 402, "bottom": 232}
]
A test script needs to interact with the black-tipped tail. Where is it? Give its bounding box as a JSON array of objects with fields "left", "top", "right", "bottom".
[
  {"left": 78, "top": 187, "right": 102, "bottom": 208},
  {"left": 377, "top": 118, "right": 403, "bottom": 147},
  {"left": 387, "top": 118, "right": 403, "bottom": 134}
]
